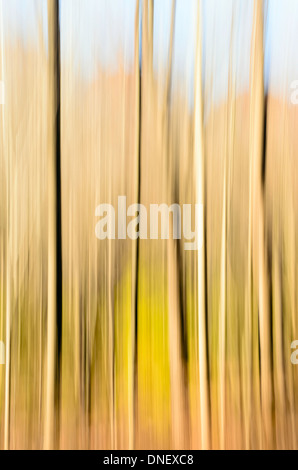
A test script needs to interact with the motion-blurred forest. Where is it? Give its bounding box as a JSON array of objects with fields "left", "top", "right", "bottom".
[{"left": 0, "top": 0, "right": 298, "bottom": 450}]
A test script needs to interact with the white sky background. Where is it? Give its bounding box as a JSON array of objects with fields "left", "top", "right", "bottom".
[{"left": 2, "top": 0, "right": 298, "bottom": 104}]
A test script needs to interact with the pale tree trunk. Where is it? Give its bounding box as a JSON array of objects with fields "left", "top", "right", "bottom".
[
  {"left": 218, "top": 25, "right": 231, "bottom": 451},
  {"left": 219, "top": 17, "right": 237, "bottom": 450},
  {"left": 1, "top": 0, "right": 11, "bottom": 451}
]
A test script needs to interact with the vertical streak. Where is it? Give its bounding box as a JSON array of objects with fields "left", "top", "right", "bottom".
[
  {"left": 108, "top": 231, "right": 114, "bottom": 449},
  {"left": 219, "top": 21, "right": 232, "bottom": 451},
  {"left": 165, "top": 0, "right": 176, "bottom": 108},
  {"left": 219, "top": 15, "right": 236, "bottom": 449},
  {"left": 249, "top": 0, "right": 272, "bottom": 448},
  {"left": 219, "top": 164, "right": 227, "bottom": 450},
  {"left": 1, "top": 0, "right": 11, "bottom": 451},
  {"left": 165, "top": 0, "right": 189, "bottom": 449},
  {"left": 133, "top": 0, "right": 141, "bottom": 450},
  {"left": 272, "top": 237, "right": 285, "bottom": 449},
  {"left": 194, "top": 0, "right": 210, "bottom": 450},
  {"left": 130, "top": 0, "right": 140, "bottom": 450},
  {"left": 45, "top": 0, "right": 62, "bottom": 450}
]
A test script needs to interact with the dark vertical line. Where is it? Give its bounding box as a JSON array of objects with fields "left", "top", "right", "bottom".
[
  {"left": 176, "top": 218, "right": 190, "bottom": 438},
  {"left": 134, "top": 3, "right": 142, "bottom": 450},
  {"left": 202, "top": 84, "right": 211, "bottom": 416},
  {"left": 261, "top": 95, "right": 268, "bottom": 187},
  {"left": 176, "top": 225, "right": 188, "bottom": 365},
  {"left": 54, "top": 0, "right": 62, "bottom": 443},
  {"left": 262, "top": 92, "right": 275, "bottom": 431}
]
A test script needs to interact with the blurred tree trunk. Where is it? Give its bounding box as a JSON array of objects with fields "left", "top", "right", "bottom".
[
  {"left": 165, "top": 0, "right": 189, "bottom": 450},
  {"left": 132, "top": 0, "right": 140, "bottom": 450},
  {"left": 194, "top": 0, "right": 210, "bottom": 450},
  {"left": 45, "top": 0, "right": 62, "bottom": 450},
  {"left": 249, "top": 0, "right": 272, "bottom": 449},
  {"left": 1, "top": 0, "right": 11, "bottom": 451}
]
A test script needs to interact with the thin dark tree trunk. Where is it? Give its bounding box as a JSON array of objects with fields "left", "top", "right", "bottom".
[
  {"left": 133, "top": 0, "right": 141, "bottom": 449},
  {"left": 45, "top": 0, "right": 62, "bottom": 450}
]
